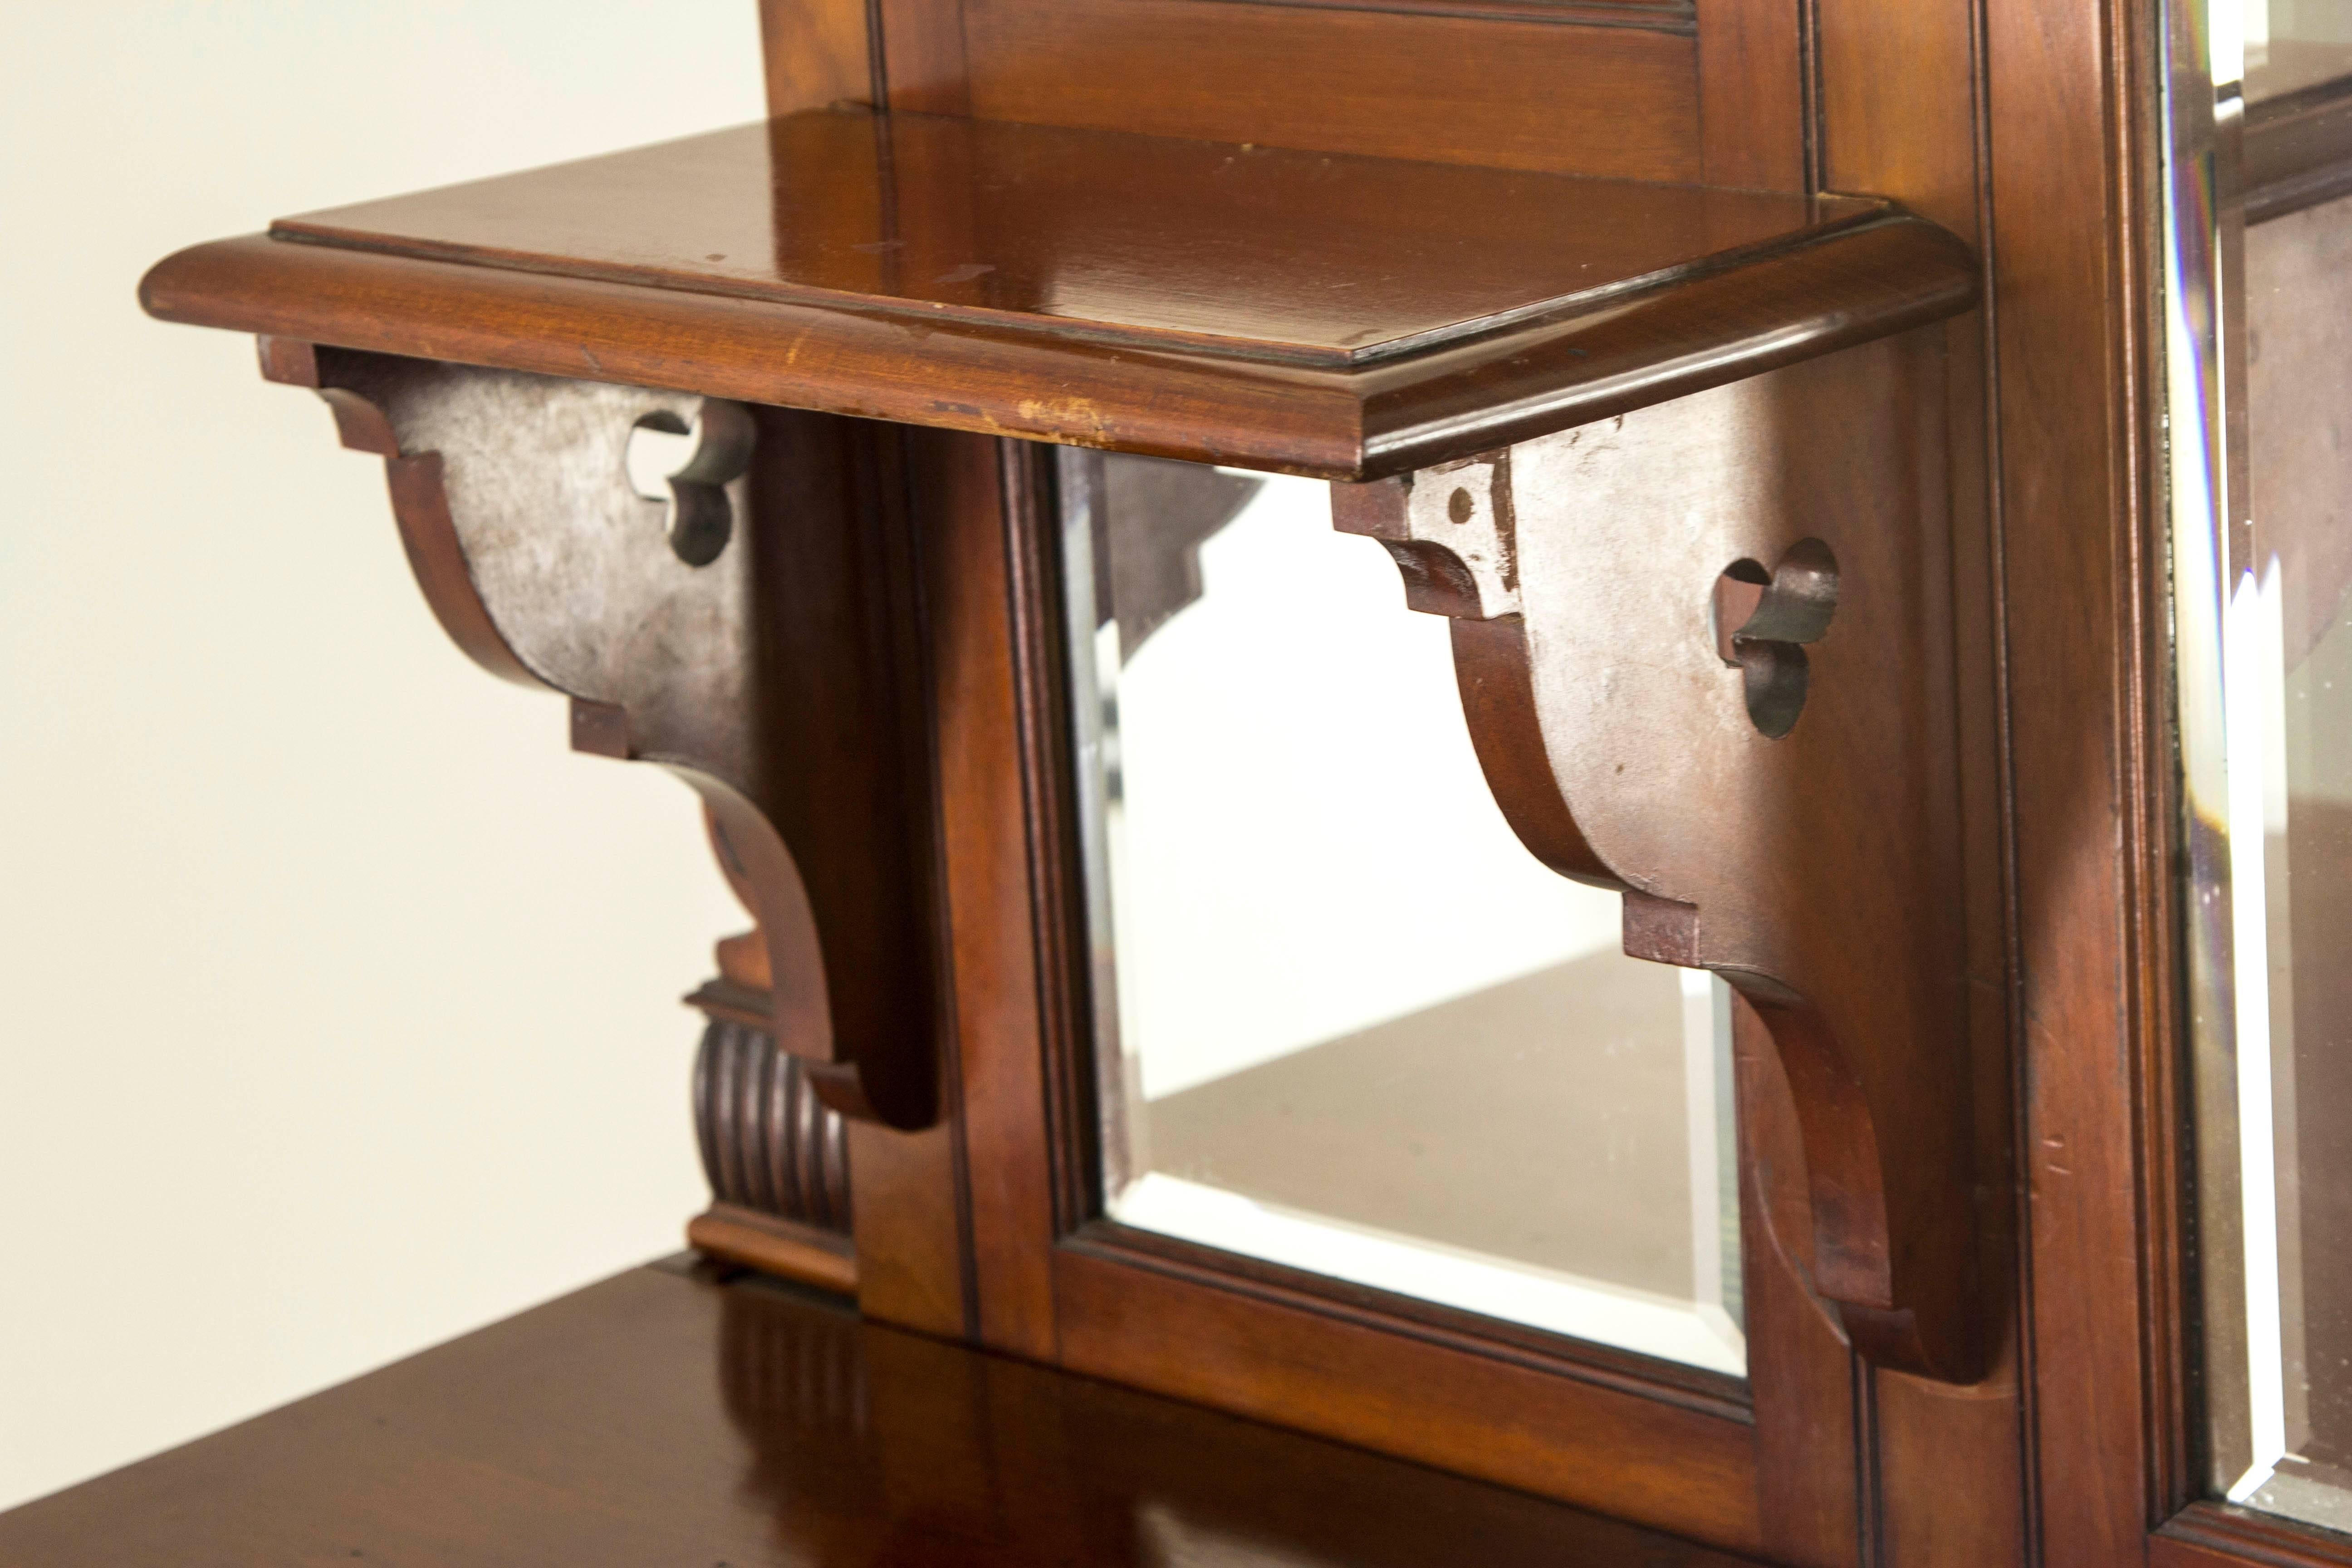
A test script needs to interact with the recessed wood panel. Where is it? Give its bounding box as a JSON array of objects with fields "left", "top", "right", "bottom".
[{"left": 955, "top": 0, "right": 1703, "bottom": 180}]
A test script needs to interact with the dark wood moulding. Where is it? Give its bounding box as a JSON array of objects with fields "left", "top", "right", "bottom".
[{"left": 141, "top": 108, "right": 1977, "bottom": 480}]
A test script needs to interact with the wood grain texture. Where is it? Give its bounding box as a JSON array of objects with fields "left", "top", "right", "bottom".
[
  {"left": 1698, "top": 0, "right": 1807, "bottom": 191},
  {"left": 1051, "top": 1240, "right": 1766, "bottom": 1553},
  {"left": 957, "top": 0, "right": 1702, "bottom": 180},
  {"left": 1818, "top": 0, "right": 1983, "bottom": 239},
  {"left": 0, "top": 1264, "right": 1767, "bottom": 1567},
  {"left": 876, "top": 0, "right": 972, "bottom": 113},
  {"left": 825, "top": 421, "right": 976, "bottom": 1338},
  {"left": 261, "top": 113, "right": 1880, "bottom": 365},
  {"left": 735, "top": 402, "right": 945, "bottom": 1129},
  {"left": 1216, "top": 0, "right": 1696, "bottom": 27},
  {"left": 121, "top": 0, "right": 2230, "bottom": 1553},
  {"left": 911, "top": 429, "right": 1063, "bottom": 1361},
  {"left": 688, "top": 1204, "right": 859, "bottom": 1295},
  {"left": 758, "top": 0, "right": 877, "bottom": 113},
  {"left": 142, "top": 123, "right": 1974, "bottom": 481},
  {"left": 1813, "top": 0, "right": 2029, "bottom": 1559},
  {"left": 1737, "top": 999, "right": 1864, "bottom": 1568},
  {"left": 844, "top": 1113, "right": 974, "bottom": 1342},
  {"left": 2153, "top": 1503, "right": 2352, "bottom": 1568},
  {"left": 1985, "top": 0, "right": 2169, "bottom": 1560}
]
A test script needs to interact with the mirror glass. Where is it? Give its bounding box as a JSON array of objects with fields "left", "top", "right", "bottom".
[
  {"left": 2166, "top": 0, "right": 2352, "bottom": 1529},
  {"left": 2247, "top": 0, "right": 2352, "bottom": 101},
  {"left": 1058, "top": 450, "right": 1744, "bottom": 1376}
]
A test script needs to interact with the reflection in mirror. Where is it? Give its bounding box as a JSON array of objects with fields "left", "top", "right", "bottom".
[
  {"left": 2246, "top": 0, "right": 2352, "bottom": 103},
  {"left": 2168, "top": 0, "right": 2352, "bottom": 1531},
  {"left": 715, "top": 1274, "right": 1725, "bottom": 1565},
  {"left": 1059, "top": 451, "right": 1744, "bottom": 1376}
]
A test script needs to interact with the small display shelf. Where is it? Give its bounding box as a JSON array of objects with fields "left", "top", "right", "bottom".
[
  {"left": 142, "top": 107, "right": 1973, "bottom": 477},
  {"left": 134, "top": 98, "right": 1993, "bottom": 1385}
]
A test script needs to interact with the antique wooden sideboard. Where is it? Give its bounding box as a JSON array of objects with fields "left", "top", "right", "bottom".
[{"left": 5, "top": 1, "right": 2349, "bottom": 1564}]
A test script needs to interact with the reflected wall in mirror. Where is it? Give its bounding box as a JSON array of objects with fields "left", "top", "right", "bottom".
[
  {"left": 2247, "top": 0, "right": 2352, "bottom": 103},
  {"left": 1058, "top": 450, "right": 1744, "bottom": 1377},
  {"left": 2166, "top": 0, "right": 2352, "bottom": 1532}
]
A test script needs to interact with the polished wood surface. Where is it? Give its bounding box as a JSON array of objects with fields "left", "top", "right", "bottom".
[
  {"left": 141, "top": 110, "right": 1974, "bottom": 479},
  {"left": 1697, "top": 0, "right": 1804, "bottom": 191},
  {"left": 1735, "top": 1000, "right": 1865, "bottom": 1567},
  {"left": 0, "top": 1262, "right": 1763, "bottom": 1568},
  {"left": 1812, "top": 6, "right": 2029, "bottom": 1560},
  {"left": 113, "top": 0, "right": 2298, "bottom": 1558},
  {"left": 851, "top": 0, "right": 1812, "bottom": 194},
  {"left": 687, "top": 1203, "right": 859, "bottom": 1296},
  {"left": 950, "top": 0, "right": 1700, "bottom": 181},
  {"left": 269, "top": 112, "right": 1865, "bottom": 364},
  {"left": 1987, "top": 0, "right": 2180, "bottom": 1563},
  {"left": 2152, "top": 1501, "right": 2352, "bottom": 1568},
  {"left": 1052, "top": 1233, "right": 1762, "bottom": 1549},
  {"left": 757, "top": 0, "right": 873, "bottom": 114}
]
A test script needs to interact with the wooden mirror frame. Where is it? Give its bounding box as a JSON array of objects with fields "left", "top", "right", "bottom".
[{"left": 93, "top": 0, "right": 2352, "bottom": 1565}]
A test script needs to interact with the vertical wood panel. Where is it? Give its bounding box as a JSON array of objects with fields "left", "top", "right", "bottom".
[
  {"left": 1818, "top": 2, "right": 1982, "bottom": 235},
  {"left": 877, "top": 0, "right": 973, "bottom": 113},
  {"left": 1698, "top": 0, "right": 1807, "bottom": 190},
  {"left": 1984, "top": 0, "right": 2163, "bottom": 1559},
  {"left": 847, "top": 1117, "right": 973, "bottom": 1338},
  {"left": 1869, "top": 308, "right": 2033, "bottom": 1568},
  {"left": 1813, "top": 4, "right": 2034, "bottom": 1562},
  {"left": 1739, "top": 1001, "right": 1865, "bottom": 1568},
  {"left": 924, "top": 429, "right": 1063, "bottom": 1361},
  {"left": 959, "top": 0, "right": 1703, "bottom": 181},
  {"left": 759, "top": 0, "right": 878, "bottom": 113},
  {"left": 844, "top": 423, "right": 980, "bottom": 1345}
]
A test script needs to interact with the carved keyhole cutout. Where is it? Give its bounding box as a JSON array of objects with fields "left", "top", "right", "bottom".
[
  {"left": 1712, "top": 538, "right": 1838, "bottom": 739},
  {"left": 625, "top": 401, "right": 756, "bottom": 567}
]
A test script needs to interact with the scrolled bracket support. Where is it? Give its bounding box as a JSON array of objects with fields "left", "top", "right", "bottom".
[
  {"left": 260, "top": 338, "right": 938, "bottom": 1130},
  {"left": 1335, "top": 330, "right": 1984, "bottom": 1382}
]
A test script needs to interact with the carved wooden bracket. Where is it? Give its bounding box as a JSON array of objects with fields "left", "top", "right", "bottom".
[
  {"left": 260, "top": 338, "right": 938, "bottom": 1130},
  {"left": 1334, "top": 329, "right": 1982, "bottom": 1382}
]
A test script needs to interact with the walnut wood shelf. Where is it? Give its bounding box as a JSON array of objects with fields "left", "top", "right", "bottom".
[
  {"left": 0, "top": 1261, "right": 1759, "bottom": 1568},
  {"left": 141, "top": 107, "right": 1975, "bottom": 480},
  {"left": 138, "top": 103, "right": 1993, "bottom": 1379}
]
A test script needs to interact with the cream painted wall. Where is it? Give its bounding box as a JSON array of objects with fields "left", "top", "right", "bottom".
[{"left": 0, "top": 3, "right": 765, "bottom": 1512}]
